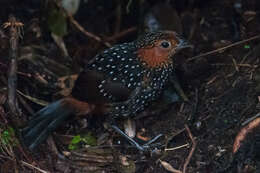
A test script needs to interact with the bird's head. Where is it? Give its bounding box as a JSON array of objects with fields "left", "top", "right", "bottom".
[{"left": 136, "top": 31, "right": 192, "bottom": 68}]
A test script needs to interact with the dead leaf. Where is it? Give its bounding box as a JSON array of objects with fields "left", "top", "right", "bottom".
[{"left": 159, "top": 159, "right": 182, "bottom": 173}]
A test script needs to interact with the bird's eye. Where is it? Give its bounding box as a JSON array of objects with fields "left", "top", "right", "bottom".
[{"left": 160, "top": 41, "right": 171, "bottom": 48}]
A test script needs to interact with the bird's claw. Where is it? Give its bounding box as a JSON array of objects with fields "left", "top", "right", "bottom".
[{"left": 111, "top": 125, "right": 163, "bottom": 152}]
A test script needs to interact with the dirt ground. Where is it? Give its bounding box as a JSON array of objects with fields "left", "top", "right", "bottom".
[{"left": 0, "top": 0, "right": 260, "bottom": 173}]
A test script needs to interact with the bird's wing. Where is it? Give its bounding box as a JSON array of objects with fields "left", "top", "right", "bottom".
[{"left": 72, "top": 42, "right": 142, "bottom": 104}]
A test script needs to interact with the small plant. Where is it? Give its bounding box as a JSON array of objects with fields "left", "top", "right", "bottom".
[
  {"left": 0, "top": 127, "right": 17, "bottom": 146},
  {"left": 0, "top": 126, "right": 18, "bottom": 156},
  {"left": 68, "top": 132, "right": 97, "bottom": 150}
]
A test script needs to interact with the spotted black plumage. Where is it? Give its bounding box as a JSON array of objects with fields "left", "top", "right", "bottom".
[{"left": 72, "top": 31, "right": 181, "bottom": 118}]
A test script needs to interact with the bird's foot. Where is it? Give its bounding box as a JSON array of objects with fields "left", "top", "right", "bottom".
[{"left": 111, "top": 125, "right": 163, "bottom": 152}]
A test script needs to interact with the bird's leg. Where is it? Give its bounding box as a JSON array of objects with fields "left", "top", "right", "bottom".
[
  {"left": 110, "top": 124, "right": 163, "bottom": 152},
  {"left": 107, "top": 85, "right": 164, "bottom": 151},
  {"left": 110, "top": 124, "right": 145, "bottom": 151}
]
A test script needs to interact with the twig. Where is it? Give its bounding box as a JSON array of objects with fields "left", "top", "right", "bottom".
[
  {"left": 4, "top": 15, "right": 22, "bottom": 116},
  {"left": 21, "top": 161, "right": 49, "bottom": 173},
  {"left": 165, "top": 143, "right": 189, "bottom": 151},
  {"left": 165, "top": 128, "right": 186, "bottom": 149},
  {"left": 187, "top": 34, "right": 260, "bottom": 62},
  {"left": 17, "top": 89, "right": 49, "bottom": 106},
  {"left": 242, "top": 112, "right": 260, "bottom": 126},
  {"left": 67, "top": 13, "right": 111, "bottom": 47},
  {"left": 183, "top": 125, "right": 197, "bottom": 173},
  {"left": 0, "top": 61, "right": 32, "bottom": 77},
  {"left": 106, "top": 27, "right": 137, "bottom": 41},
  {"left": 17, "top": 94, "right": 34, "bottom": 115}
]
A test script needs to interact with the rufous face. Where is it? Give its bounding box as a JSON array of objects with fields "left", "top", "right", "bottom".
[{"left": 137, "top": 31, "right": 185, "bottom": 68}]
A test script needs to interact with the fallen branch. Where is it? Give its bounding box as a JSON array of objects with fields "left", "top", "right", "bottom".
[
  {"left": 187, "top": 34, "right": 260, "bottom": 62},
  {"left": 233, "top": 115, "right": 260, "bottom": 153}
]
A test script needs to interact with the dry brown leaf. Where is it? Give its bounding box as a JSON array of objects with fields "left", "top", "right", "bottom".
[{"left": 159, "top": 159, "right": 182, "bottom": 173}]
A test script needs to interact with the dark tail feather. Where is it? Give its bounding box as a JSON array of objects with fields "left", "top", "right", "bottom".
[{"left": 21, "top": 99, "right": 73, "bottom": 150}]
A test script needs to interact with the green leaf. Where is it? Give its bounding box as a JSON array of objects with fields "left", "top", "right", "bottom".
[
  {"left": 244, "top": 45, "right": 250, "bottom": 49},
  {"left": 0, "top": 126, "right": 17, "bottom": 146},
  {"left": 81, "top": 133, "right": 97, "bottom": 146},
  {"left": 68, "top": 144, "right": 76, "bottom": 150},
  {"left": 71, "top": 135, "right": 81, "bottom": 144},
  {"left": 68, "top": 133, "right": 97, "bottom": 150}
]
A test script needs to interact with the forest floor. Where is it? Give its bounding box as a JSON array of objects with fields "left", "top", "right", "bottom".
[{"left": 0, "top": 0, "right": 260, "bottom": 172}]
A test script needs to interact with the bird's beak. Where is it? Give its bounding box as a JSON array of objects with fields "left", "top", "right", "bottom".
[{"left": 175, "top": 39, "right": 194, "bottom": 52}]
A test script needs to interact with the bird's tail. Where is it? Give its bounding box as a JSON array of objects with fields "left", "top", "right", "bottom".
[{"left": 21, "top": 97, "right": 94, "bottom": 150}]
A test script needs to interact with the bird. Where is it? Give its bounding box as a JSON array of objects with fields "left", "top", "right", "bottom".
[{"left": 21, "top": 31, "right": 191, "bottom": 151}]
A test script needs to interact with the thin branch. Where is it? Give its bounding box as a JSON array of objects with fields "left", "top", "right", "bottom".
[
  {"left": 183, "top": 124, "right": 197, "bottom": 173},
  {"left": 67, "top": 13, "right": 111, "bottom": 47},
  {"left": 187, "top": 34, "right": 260, "bottom": 62},
  {"left": 165, "top": 143, "right": 189, "bottom": 151},
  {"left": 4, "top": 15, "right": 22, "bottom": 116}
]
